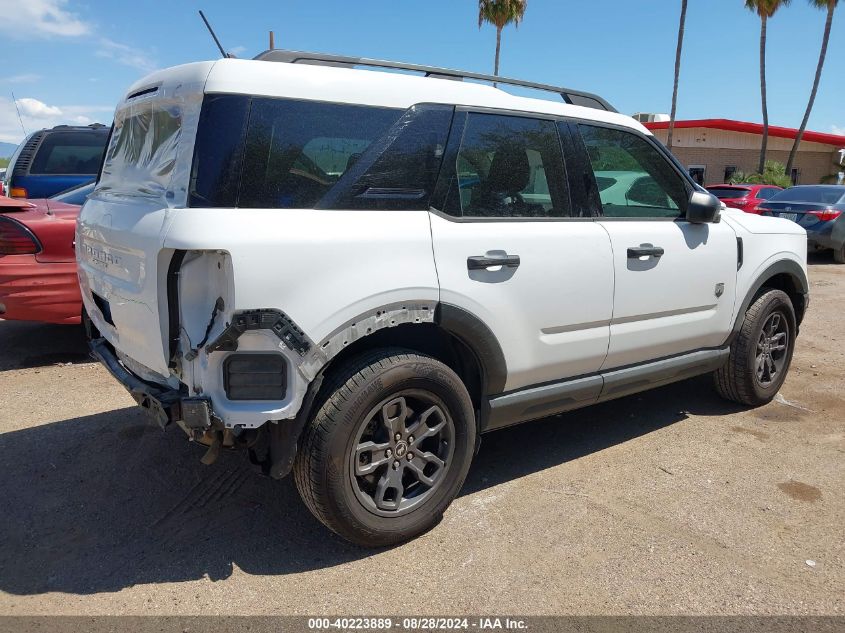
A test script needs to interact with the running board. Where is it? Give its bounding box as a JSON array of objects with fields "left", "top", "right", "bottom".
[{"left": 484, "top": 348, "right": 730, "bottom": 431}]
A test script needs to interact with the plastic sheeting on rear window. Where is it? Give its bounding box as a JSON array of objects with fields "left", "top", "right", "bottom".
[{"left": 95, "top": 87, "right": 203, "bottom": 207}]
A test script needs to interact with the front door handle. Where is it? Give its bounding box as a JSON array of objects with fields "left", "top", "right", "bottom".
[
  {"left": 467, "top": 254, "right": 521, "bottom": 270},
  {"left": 627, "top": 246, "right": 665, "bottom": 259}
]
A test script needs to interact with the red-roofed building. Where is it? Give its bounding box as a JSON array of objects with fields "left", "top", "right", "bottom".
[{"left": 643, "top": 119, "right": 845, "bottom": 186}]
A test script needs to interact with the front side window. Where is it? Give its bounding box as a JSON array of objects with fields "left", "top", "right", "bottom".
[
  {"left": 580, "top": 124, "right": 689, "bottom": 219},
  {"left": 451, "top": 112, "right": 569, "bottom": 218}
]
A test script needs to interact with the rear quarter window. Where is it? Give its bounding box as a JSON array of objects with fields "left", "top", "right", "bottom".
[
  {"left": 238, "top": 99, "right": 401, "bottom": 209},
  {"left": 190, "top": 97, "right": 452, "bottom": 211}
]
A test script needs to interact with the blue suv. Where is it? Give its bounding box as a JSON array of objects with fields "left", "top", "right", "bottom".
[{"left": 3, "top": 124, "right": 109, "bottom": 199}]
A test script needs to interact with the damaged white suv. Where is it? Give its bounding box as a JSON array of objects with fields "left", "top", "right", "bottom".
[{"left": 78, "top": 50, "right": 809, "bottom": 546}]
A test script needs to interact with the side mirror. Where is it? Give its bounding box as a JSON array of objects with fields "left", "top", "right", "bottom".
[{"left": 687, "top": 190, "right": 721, "bottom": 224}]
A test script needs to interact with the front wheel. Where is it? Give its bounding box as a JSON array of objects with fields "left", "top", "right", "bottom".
[
  {"left": 714, "top": 289, "right": 796, "bottom": 406},
  {"left": 294, "top": 349, "right": 476, "bottom": 547}
]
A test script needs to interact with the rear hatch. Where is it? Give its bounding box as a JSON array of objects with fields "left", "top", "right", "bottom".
[
  {"left": 76, "top": 62, "right": 214, "bottom": 378},
  {"left": 707, "top": 186, "right": 751, "bottom": 209},
  {"left": 10, "top": 127, "right": 109, "bottom": 199}
]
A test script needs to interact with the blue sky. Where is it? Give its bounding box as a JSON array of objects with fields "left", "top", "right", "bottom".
[{"left": 1, "top": 0, "right": 843, "bottom": 144}]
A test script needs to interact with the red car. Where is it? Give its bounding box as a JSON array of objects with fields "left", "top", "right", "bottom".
[
  {"left": 0, "top": 191, "right": 82, "bottom": 324},
  {"left": 706, "top": 184, "right": 783, "bottom": 214}
]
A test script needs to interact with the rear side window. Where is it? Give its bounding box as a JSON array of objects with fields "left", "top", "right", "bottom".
[
  {"left": 318, "top": 104, "right": 453, "bottom": 211},
  {"left": 29, "top": 132, "right": 107, "bottom": 175},
  {"left": 447, "top": 112, "right": 569, "bottom": 218},
  {"left": 238, "top": 99, "right": 401, "bottom": 209},
  {"left": 191, "top": 97, "right": 452, "bottom": 210},
  {"left": 579, "top": 124, "right": 688, "bottom": 219},
  {"left": 190, "top": 95, "right": 250, "bottom": 208}
]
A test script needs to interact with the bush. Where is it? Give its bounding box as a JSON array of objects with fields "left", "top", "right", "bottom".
[{"left": 729, "top": 161, "right": 793, "bottom": 188}]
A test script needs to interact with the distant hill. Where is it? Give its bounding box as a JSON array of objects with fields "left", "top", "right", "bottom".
[{"left": 0, "top": 141, "right": 19, "bottom": 159}]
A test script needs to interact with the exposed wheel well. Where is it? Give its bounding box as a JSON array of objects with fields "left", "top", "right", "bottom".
[{"left": 317, "top": 323, "right": 485, "bottom": 411}]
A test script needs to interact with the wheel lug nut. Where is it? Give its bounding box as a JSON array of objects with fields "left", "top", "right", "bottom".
[
  {"left": 392, "top": 460, "right": 400, "bottom": 469},
  {"left": 385, "top": 449, "right": 392, "bottom": 457},
  {"left": 394, "top": 433, "right": 402, "bottom": 442},
  {"left": 407, "top": 452, "right": 414, "bottom": 460},
  {"left": 408, "top": 436, "right": 415, "bottom": 444}
]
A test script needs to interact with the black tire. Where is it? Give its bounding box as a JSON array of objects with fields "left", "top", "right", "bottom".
[
  {"left": 714, "top": 289, "right": 796, "bottom": 406},
  {"left": 833, "top": 244, "right": 845, "bottom": 264},
  {"left": 293, "top": 348, "right": 476, "bottom": 547}
]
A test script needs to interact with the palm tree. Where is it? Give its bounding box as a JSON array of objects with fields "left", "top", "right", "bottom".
[
  {"left": 745, "top": 0, "right": 792, "bottom": 173},
  {"left": 786, "top": 0, "right": 839, "bottom": 174},
  {"left": 478, "top": 0, "right": 528, "bottom": 78},
  {"left": 667, "top": 0, "right": 689, "bottom": 150}
]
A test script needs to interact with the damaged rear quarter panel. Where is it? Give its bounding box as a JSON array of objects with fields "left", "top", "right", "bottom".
[{"left": 163, "top": 207, "right": 440, "bottom": 428}]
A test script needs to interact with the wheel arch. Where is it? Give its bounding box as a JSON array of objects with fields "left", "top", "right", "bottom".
[
  {"left": 301, "top": 303, "right": 506, "bottom": 420},
  {"left": 730, "top": 259, "right": 809, "bottom": 343}
]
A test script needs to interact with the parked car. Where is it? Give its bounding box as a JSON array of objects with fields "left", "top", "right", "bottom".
[
  {"left": 706, "top": 184, "right": 783, "bottom": 213},
  {"left": 77, "top": 50, "right": 809, "bottom": 546},
  {"left": 757, "top": 185, "right": 845, "bottom": 262},
  {"left": 2, "top": 124, "right": 108, "bottom": 199},
  {"left": 0, "top": 190, "right": 82, "bottom": 324}
]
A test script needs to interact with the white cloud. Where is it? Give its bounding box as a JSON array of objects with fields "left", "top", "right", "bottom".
[
  {"left": 0, "top": 74, "right": 41, "bottom": 84},
  {"left": 0, "top": 97, "right": 112, "bottom": 144},
  {"left": 229, "top": 46, "right": 247, "bottom": 56},
  {"left": 0, "top": 0, "right": 90, "bottom": 38},
  {"left": 96, "top": 38, "right": 157, "bottom": 75},
  {"left": 832, "top": 125, "right": 845, "bottom": 136},
  {"left": 16, "top": 98, "right": 62, "bottom": 119}
]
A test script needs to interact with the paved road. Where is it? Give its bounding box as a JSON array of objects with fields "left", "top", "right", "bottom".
[{"left": 0, "top": 256, "right": 842, "bottom": 615}]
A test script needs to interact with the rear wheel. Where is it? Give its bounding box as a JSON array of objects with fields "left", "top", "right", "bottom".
[
  {"left": 833, "top": 244, "right": 845, "bottom": 264},
  {"left": 714, "top": 289, "right": 796, "bottom": 406},
  {"left": 294, "top": 349, "right": 476, "bottom": 547}
]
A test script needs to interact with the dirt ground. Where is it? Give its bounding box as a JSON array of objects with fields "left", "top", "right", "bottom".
[{"left": 0, "top": 255, "right": 842, "bottom": 616}]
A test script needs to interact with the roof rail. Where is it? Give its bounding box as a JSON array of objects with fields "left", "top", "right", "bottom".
[{"left": 252, "top": 49, "right": 617, "bottom": 113}]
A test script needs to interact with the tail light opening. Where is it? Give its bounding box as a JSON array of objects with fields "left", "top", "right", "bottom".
[
  {"left": 0, "top": 217, "right": 42, "bottom": 256},
  {"left": 9, "top": 187, "right": 28, "bottom": 198}
]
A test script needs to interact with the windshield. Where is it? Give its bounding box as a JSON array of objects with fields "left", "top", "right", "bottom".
[
  {"left": 769, "top": 186, "right": 845, "bottom": 205},
  {"left": 50, "top": 180, "right": 95, "bottom": 205},
  {"left": 707, "top": 187, "right": 750, "bottom": 199}
]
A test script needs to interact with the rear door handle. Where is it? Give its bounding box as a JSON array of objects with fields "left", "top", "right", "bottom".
[
  {"left": 467, "top": 254, "right": 521, "bottom": 270},
  {"left": 627, "top": 246, "right": 665, "bottom": 259}
]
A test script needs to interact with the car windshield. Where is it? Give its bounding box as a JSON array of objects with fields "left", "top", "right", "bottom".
[
  {"left": 50, "top": 180, "right": 95, "bottom": 205},
  {"left": 769, "top": 186, "right": 845, "bottom": 205},
  {"left": 707, "top": 187, "right": 750, "bottom": 199}
]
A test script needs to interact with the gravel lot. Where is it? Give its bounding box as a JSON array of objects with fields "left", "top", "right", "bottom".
[{"left": 0, "top": 255, "right": 842, "bottom": 616}]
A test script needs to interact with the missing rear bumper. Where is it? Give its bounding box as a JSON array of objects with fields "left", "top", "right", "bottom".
[{"left": 89, "top": 337, "right": 213, "bottom": 430}]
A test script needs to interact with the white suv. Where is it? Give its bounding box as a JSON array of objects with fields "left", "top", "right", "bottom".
[{"left": 77, "top": 50, "right": 809, "bottom": 546}]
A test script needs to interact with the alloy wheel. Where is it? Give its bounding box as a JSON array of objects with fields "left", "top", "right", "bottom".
[
  {"left": 350, "top": 390, "right": 455, "bottom": 517},
  {"left": 755, "top": 311, "right": 789, "bottom": 386}
]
